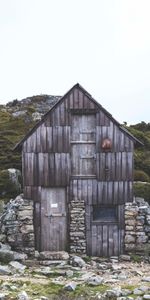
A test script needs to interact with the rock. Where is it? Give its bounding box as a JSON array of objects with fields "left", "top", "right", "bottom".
[
  {"left": 0, "top": 265, "right": 11, "bottom": 275},
  {"left": 142, "top": 277, "right": 150, "bottom": 282},
  {"left": 112, "top": 264, "right": 122, "bottom": 271},
  {"left": 0, "top": 294, "right": 6, "bottom": 300},
  {"left": 64, "top": 282, "right": 77, "bottom": 291},
  {"left": 34, "top": 267, "right": 52, "bottom": 275},
  {"left": 86, "top": 275, "right": 103, "bottom": 286},
  {"left": 39, "top": 251, "right": 69, "bottom": 260},
  {"left": 18, "top": 291, "right": 29, "bottom": 300},
  {"left": 105, "top": 287, "right": 122, "bottom": 298},
  {"left": 39, "top": 260, "right": 66, "bottom": 266},
  {"left": 40, "top": 297, "right": 49, "bottom": 300},
  {"left": 143, "top": 296, "right": 150, "bottom": 299},
  {"left": 136, "top": 236, "right": 148, "bottom": 243},
  {"left": 13, "top": 252, "right": 28, "bottom": 261},
  {"left": 34, "top": 251, "right": 40, "bottom": 259},
  {"left": 12, "top": 110, "right": 27, "bottom": 117},
  {"left": 32, "top": 112, "right": 43, "bottom": 121},
  {"left": 0, "top": 235, "right": 6, "bottom": 243},
  {"left": 8, "top": 168, "right": 21, "bottom": 192},
  {"left": 118, "top": 274, "right": 127, "bottom": 280},
  {"left": 70, "top": 255, "right": 86, "bottom": 268},
  {"left": 0, "top": 250, "right": 14, "bottom": 263},
  {"left": 125, "top": 235, "right": 136, "bottom": 243},
  {"left": 9, "top": 261, "right": 26, "bottom": 273},
  {"left": 121, "top": 289, "right": 132, "bottom": 296},
  {"left": 133, "top": 288, "right": 144, "bottom": 295},
  {"left": 119, "top": 255, "right": 131, "bottom": 261},
  {"left": 139, "top": 286, "right": 150, "bottom": 292},
  {"left": 66, "top": 270, "right": 74, "bottom": 277},
  {"left": 0, "top": 243, "right": 11, "bottom": 251}
]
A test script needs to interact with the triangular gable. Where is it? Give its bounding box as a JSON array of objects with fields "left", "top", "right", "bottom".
[{"left": 14, "top": 83, "right": 143, "bottom": 151}]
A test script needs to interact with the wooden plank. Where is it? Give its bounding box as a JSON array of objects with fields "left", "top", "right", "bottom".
[
  {"left": 43, "top": 153, "right": 49, "bottom": 186},
  {"left": 46, "top": 126, "right": 52, "bottom": 152},
  {"left": 113, "top": 225, "right": 119, "bottom": 256},
  {"left": 113, "top": 181, "right": 119, "bottom": 204},
  {"left": 55, "top": 153, "right": 61, "bottom": 186},
  {"left": 102, "top": 225, "right": 108, "bottom": 256},
  {"left": 108, "top": 225, "right": 114, "bottom": 257},
  {"left": 127, "top": 152, "right": 133, "bottom": 180},
  {"left": 87, "top": 179, "right": 93, "bottom": 205},
  {"left": 121, "top": 152, "right": 127, "bottom": 180},
  {"left": 36, "top": 127, "right": 41, "bottom": 152},
  {"left": 69, "top": 91, "right": 74, "bottom": 109},
  {"left": 78, "top": 90, "right": 84, "bottom": 108},
  {"left": 34, "top": 202, "right": 41, "bottom": 251},
  {"left": 83, "top": 94, "right": 90, "bottom": 109},
  {"left": 40, "top": 124, "right": 47, "bottom": 152},
  {"left": 128, "top": 181, "right": 133, "bottom": 202},
  {"left": 92, "top": 179, "right": 97, "bottom": 205},
  {"left": 91, "top": 225, "right": 97, "bottom": 256},
  {"left": 73, "top": 88, "right": 79, "bottom": 108},
  {"left": 38, "top": 153, "right": 44, "bottom": 186},
  {"left": 97, "top": 225, "right": 103, "bottom": 256},
  {"left": 107, "top": 182, "right": 113, "bottom": 204},
  {"left": 97, "top": 182, "right": 103, "bottom": 204}
]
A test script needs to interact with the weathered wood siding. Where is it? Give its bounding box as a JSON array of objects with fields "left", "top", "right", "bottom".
[{"left": 22, "top": 86, "right": 134, "bottom": 255}]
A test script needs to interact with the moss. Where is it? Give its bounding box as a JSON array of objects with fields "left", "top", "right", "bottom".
[
  {"left": 0, "top": 169, "right": 21, "bottom": 201},
  {"left": 133, "top": 182, "right": 150, "bottom": 203},
  {"left": 134, "top": 170, "right": 150, "bottom": 182},
  {"left": 130, "top": 254, "right": 142, "bottom": 263}
]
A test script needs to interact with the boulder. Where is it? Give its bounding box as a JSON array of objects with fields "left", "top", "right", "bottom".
[
  {"left": 119, "top": 255, "right": 131, "bottom": 261},
  {"left": 64, "top": 282, "right": 77, "bottom": 291},
  {"left": 13, "top": 252, "right": 28, "bottom": 261},
  {"left": 86, "top": 275, "right": 104, "bottom": 286},
  {"left": 39, "top": 251, "right": 69, "bottom": 260},
  {"left": 133, "top": 288, "right": 144, "bottom": 295},
  {"left": 70, "top": 255, "right": 86, "bottom": 268},
  {"left": 0, "top": 294, "right": 7, "bottom": 300},
  {"left": 142, "top": 277, "right": 150, "bottom": 282},
  {"left": 9, "top": 261, "right": 26, "bottom": 273},
  {"left": 0, "top": 265, "right": 11, "bottom": 275},
  {"left": 0, "top": 250, "right": 14, "bottom": 263},
  {"left": 17, "top": 291, "right": 29, "bottom": 300}
]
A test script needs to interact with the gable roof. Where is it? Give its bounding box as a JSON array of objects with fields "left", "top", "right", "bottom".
[{"left": 14, "top": 83, "right": 143, "bottom": 151}]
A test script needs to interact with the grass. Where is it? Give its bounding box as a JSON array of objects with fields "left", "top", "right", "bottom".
[{"left": 0, "top": 279, "right": 110, "bottom": 300}]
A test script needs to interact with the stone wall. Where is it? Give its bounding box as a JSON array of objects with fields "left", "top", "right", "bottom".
[
  {"left": 0, "top": 194, "right": 34, "bottom": 256},
  {"left": 69, "top": 198, "right": 86, "bottom": 254},
  {"left": 0, "top": 194, "right": 150, "bottom": 257},
  {"left": 125, "top": 197, "right": 150, "bottom": 254}
]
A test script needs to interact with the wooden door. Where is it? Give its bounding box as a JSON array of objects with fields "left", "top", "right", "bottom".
[
  {"left": 40, "top": 188, "right": 67, "bottom": 251},
  {"left": 71, "top": 115, "right": 96, "bottom": 177},
  {"left": 86, "top": 204, "right": 124, "bottom": 257}
]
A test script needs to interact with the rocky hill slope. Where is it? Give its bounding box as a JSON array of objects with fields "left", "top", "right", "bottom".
[{"left": 0, "top": 94, "right": 60, "bottom": 200}]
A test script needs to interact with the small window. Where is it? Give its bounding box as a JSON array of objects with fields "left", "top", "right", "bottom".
[{"left": 93, "top": 206, "right": 117, "bottom": 222}]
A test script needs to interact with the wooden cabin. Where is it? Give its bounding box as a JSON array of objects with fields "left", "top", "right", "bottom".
[{"left": 15, "top": 84, "right": 141, "bottom": 257}]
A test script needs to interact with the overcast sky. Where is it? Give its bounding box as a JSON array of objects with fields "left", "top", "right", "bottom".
[{"left": 0, "top": 0, "right": 150, "bottom": 124}]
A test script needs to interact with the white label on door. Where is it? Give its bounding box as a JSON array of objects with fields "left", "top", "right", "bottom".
[{"left": 51, "top": 203, "right": 58, "bottom": 208}]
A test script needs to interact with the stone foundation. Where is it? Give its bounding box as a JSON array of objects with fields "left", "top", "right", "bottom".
[
  {"left": 0, "top": 194, "right": 34, "bottom": 256},
  {"left": 0, "top": 194, "right": 150, "bottom": 257},
  {"left": 125, "top": 197, "right": 150, "bottom": 254},
  {"left": 69, "top": 198, "right": 86, "bottom": 254}
]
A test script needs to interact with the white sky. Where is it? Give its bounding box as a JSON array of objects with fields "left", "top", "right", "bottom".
[{"left": 0, "top": 0, "right": 150, "bottom": 124}]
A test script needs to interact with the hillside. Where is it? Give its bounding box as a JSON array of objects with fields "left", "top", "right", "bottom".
[{"left": 0, "top": 96, "right": 149, "bottom": 201}]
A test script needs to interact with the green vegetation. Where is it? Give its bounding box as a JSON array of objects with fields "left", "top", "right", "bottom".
[
  {"left": 0, "top": 280, "right": 109, "bottom": 300},
  {"left": 133, "top": 182, "right": 150, "bottom": 201}
]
